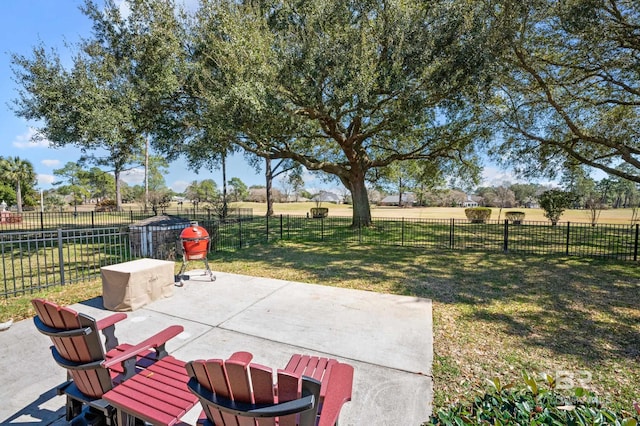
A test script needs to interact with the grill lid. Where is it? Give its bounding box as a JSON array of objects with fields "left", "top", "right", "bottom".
[{"left": 180, "top": 221, "right": 209, "bottom": 241}]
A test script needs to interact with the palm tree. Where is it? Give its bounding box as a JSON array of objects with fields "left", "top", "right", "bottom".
[{"left": 0, "top": 156, "right": 36, "bottom": 213}]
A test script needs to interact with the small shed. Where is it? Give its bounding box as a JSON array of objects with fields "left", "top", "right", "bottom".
[{"left": 129, "top": 215, "right": 191, "bottom": 260}]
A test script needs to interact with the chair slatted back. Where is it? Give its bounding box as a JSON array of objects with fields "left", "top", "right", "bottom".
[
  {"left": 32, "top": 299, "right": 113, "bottom": 398},
  {"left": 188, "top": 358, "right": 312, "bottom": 426},
  {"left": 284, "top": 355, "right": 336, "bottom": 400}
]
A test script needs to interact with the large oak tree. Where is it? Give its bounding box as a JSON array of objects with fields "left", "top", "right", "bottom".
[{"left": 163, "top": 0, "right": 511, "bottom": 226}]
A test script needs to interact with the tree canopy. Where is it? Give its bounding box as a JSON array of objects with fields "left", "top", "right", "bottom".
[
  {"left": 11, "top": 0, "right": 640, "bottom": 219},
  {"left": 488, "top": 0, "right": 640, "bottom": 184},
  {"left": 153, "top": 0, "right": 512, "bottom": 225},
  {"left": 0, "top": 156, "right": 36, "bottom": 213},
  {"left": 11, "top": 0, "right": 184, "bottom": 210}
]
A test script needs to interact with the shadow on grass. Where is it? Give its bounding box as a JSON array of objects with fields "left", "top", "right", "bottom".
[{"left": 211, "top": 242, "right": 640, "bottom": 364}]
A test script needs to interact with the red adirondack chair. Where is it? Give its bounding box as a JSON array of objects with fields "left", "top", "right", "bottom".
[
  {"left": 31, "top": 298, "right": 184, "bottom": 425},
  {"left": 186, "top": 352, "right": 354, "bottom": 426}
]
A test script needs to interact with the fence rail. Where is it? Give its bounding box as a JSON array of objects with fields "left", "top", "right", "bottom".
[
  {"left": 0, "top": 208, "right": 253, "bottom": 232},
  {"left": 0, "top": 227, "right": 132, "bottom": 298},
  {"left": 1, "top": 215, "right": 638, "bottom": 299},
  {"left": 208, "top": 216, "right": 639, "bottom": 261}
]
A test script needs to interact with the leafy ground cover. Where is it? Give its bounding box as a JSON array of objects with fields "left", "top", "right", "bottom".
[{"left": 2, "top": 241, "right": 638, "bottom": 416}]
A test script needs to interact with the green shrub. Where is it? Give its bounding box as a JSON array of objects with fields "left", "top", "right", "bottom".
[
  {"left": 505, "top": 211, "right": 525, "bottom": 223},
  {"left": 539, "top": 189, "right": 575, "bottom": 226},
  {"left": 427, "top": 373, "right": 640, "bottom": 426},
  {"left": 310, "top": 207, "right": 329, "bottom": 218},
  {"left": 464, "top": 207, "right": 491, "bottom": 223}
]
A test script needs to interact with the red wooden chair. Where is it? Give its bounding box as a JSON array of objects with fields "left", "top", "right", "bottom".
[
  {"left": 31, "top": 298, "right": 184, "bottom": 425},
  {"left": 186, "top": 352, "right": 354, "bottom": 426}
]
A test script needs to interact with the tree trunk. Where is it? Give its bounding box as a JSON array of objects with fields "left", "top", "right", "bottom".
[
  {"left": 15, "top": 181, "right": 22, "bottom": 213},
  {"left": 348, "top": 171, "right": 371, "bottom": 227},
  {"left": 115, "top": 169, "right": 123, "bottom": 212},
  {"left": 222, "top": 153, "right": 228, "bottom": 219},
  {"left": 144, "top": 136, "right": 149, "bottom": 213},
  {"left": 265, "top": 157, "right": 274, "bottom": 217}
]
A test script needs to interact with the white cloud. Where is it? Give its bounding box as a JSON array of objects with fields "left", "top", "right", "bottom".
[
  {"left": 169, "top": 180, "right": 189, "bottom": 193},
  {"left": 12, "top": 128, "right": 50, "bottom": 149},
  {"left": 41, "top": 159, "right": 60, "bottom": 167},
  {"left": 37, "top": 174, "right": 56, "bottom": 187},
  {"left": 120, "top": 168, "right": 144, "bottom": 185},
  {"left": 113, "top": 0, "right": 198, "bottom": 19},
  {"left": 481, "top": 165, "right": 559, "bottom": 188},
  {"left": 481, "top": 166, "right": 516, "bottom": 187}
]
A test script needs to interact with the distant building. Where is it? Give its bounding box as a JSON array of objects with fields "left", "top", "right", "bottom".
[
  {"left": 311, "top": 191, "right": 341, "bottom": 204},
  {"left": 283, "top": 193, "right": 310, "bottom": 202},
  {"left": 524, "top": 198, "right": 539, "bottom": 209},
  {"left": 462, "top": 195, "right": 479, "bottom": 208},
  {"left": 379, "top": 193, "right": 416, "bottom": 207}
]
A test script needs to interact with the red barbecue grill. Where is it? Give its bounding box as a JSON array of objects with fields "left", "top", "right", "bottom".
[{"left": 177, "top": 221, "right": 215, "bottom": 286}]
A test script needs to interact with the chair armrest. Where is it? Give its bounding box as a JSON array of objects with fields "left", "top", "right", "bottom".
[
  {"left": 96, "top": 313, "right": 128, "bottom": 351},
  {"left": 102, "top": 325, "right": 183, "bottom": 369},
  {"left": 317, "top": 363, "right": 354, "bottom": 426},
  {"left": 96, "top": 313, "right": 127, "bottom": 331},
  {"left": 227, "top": 351, "right": 253, "bottom": 363}
]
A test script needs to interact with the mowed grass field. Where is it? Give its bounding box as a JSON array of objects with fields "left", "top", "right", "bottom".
[
  {"left": 231, "top": 202, "right": 638, "bottom": 224},
  {"left": 64, "top": 200, "right": 637, "bottom": 225}
]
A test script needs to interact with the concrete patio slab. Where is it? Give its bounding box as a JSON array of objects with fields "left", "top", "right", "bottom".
[{"left": 0, "top": 270, "right": 433, "bottom": 425}]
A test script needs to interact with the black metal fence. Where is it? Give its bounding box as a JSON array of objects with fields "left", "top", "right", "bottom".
[
  {"left": 207, "top": 216, "right": 640, "bottom": 261},
  {"left": 0, "top": 208, "right": 253, "bottom": 232},
  {"left": 1, "top": 215, "right": 638, "bottom": 299},
  {"left": 0, "top": 227, "right": 131, "bottom": 298}
]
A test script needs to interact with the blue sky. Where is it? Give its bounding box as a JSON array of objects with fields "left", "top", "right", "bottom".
[{"left": 0, "top": 1, "right": 520, "bottom": 196}]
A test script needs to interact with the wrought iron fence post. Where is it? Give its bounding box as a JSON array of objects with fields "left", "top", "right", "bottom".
[
  {"left": 40, "top": 211, "right": 44, "bottom": 231},
  {"left": 449, "top": 218, "right": 454, "bottom": 249},
  {"left": 566, "top": 222, "right": 571, "bottom": 255},
  {"left": 57, "top": 228, "right": 65, "bottom": 285},
  {"left": 238, "top": 218, "right": 243, "bottom": 249},
  {"left": 266, "top": 215, "right": 270, "bottom": 243},
  {"left": 401, "top": 217, "right": 405, "bottom": 246},
  {"left": 503, "top": 219, "right": 509, "bottom": 252},
  {"left": 91, "top": 211, "right": 95, "bottom": 228},
  {"left": 321, "top": 216, "right": 324, "bottom": 241},
  {"left": 634, "top": 224, "right": 639, "bottom": 261},
  {"left": 280, "top": 214, "right": 283, "bottom": 240}
]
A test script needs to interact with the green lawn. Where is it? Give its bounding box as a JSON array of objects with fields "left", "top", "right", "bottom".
[
  {"left": 2, "top": 241, "right": 638, "bottom": 415},
  {"left": 206, "top": 242, "right": 640, "bottom": 414}
]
